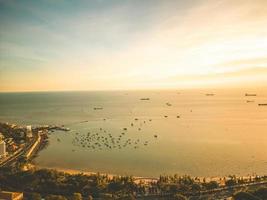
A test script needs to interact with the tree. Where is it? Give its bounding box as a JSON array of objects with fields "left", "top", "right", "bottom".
[
  {"left": 71, "top": 193, "right": 82, "bottom": 200},
  {"left": 253, "top": 187, "right": 267, "bottom": 199},
  {"left": 27, "top": 192, "right": 42, "bottom": 200},
  {"left": 203, "top": 181, "right": 219, "bottom": 190},
  {"left": 169, "top": 184, "right": 178, "bottom": 193},
  {"left": 16, "top": 156, "right": 28, "bottom": 170},
  {"left": 108, "top": 181, "right": 122, "bottom": 193},
  {"left": 233, "top": 191, "right": 261, "bottom": 200},
  {"left": 191, "top": 183, "right": 201, "bottom": 192},
  {"left": 174, "top": 194, "right": 188, "bottom": 200},
  {"left": 225, "top": 179, "right": 236, "bottom": 187}
]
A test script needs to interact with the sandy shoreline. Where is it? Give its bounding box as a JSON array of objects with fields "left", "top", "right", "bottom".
[
  {"left": 41, "top": 166, "right": 117, "bottom": 177},
  {"left": 34, "top": 165, "right": 261, "bottom": 185},
  {"left": 35, "top": 165, "right": 159, "bottom": 183}
]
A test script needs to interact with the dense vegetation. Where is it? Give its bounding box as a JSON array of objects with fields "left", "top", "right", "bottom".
[
  {"left": 233, "top": 187, "right": 267, "bottom": 200},
  {"left": 0, "top": 167, "right": 267, "bottom": 200},
  {"left": 0, "top": 168, "right": 205, "bottom": 199}
]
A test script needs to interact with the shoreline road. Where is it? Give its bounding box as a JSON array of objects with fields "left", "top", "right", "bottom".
[{"left": 0, "top": 134, "right": 41, "bottom": 168}]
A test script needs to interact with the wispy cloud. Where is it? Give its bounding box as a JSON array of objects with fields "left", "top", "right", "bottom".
[{"left": 1, "top": 0, "right": 267, "bottom": 91}]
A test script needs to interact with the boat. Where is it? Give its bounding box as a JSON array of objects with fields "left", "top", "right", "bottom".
[
  {"left": 94, "top": 107, "right": 103, "bottom": 110},
  {"left": 245, "top": 93, "right": 257, "bottom": 96},
  {"left": 205, "top": 93, "right": 215, "bottom": 96},
  {"left": 140, "top": 98, "right": 150, "bottom": 100}
]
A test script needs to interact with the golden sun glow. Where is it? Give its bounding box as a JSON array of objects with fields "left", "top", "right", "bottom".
[{"left": 0, "top": 0, "right": 267, "bottom": 91}]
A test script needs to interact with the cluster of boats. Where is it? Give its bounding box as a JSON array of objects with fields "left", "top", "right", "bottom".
[
  {"left": 71, "top": 117, "right": 161, "bottom": 151},
  {"left": 68, "top": 92, "right": 266, "bottom": 152},
  {"left": 72, "top": 130, "right": 154, "bottom": 150}
]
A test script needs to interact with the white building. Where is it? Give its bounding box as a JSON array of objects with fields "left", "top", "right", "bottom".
[
  {"left": 0, "top": 140, "right": 6, "bottom": 158},
  {"left": 26, "top": 125, "right": 33, "bottom": 138}
]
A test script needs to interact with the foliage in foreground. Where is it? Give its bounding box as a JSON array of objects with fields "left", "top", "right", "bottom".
[
  {"left": 233, "top": 187, "right": 267, "bottom": 200},
  {"left": 0, "top": 167, "right": 267, "bottom": 200},
  {"left": 0, "top": 168, "right": 199, "bottom": 199}
]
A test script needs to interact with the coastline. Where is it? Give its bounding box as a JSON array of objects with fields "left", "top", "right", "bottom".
[
  {"left": 34, "top": 165, "right": 159, "bottom": 183},
  {"left": 37, "top": 166, "right": 117, "bottom": 177},
  {"left": 33, "top": 165, "right": 267, "bottom": 186},
  {"left": 34, "top": 165, "right": 261, "bottom": 185}
]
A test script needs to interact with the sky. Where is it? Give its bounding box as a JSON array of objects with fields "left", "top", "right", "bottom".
[{"left": 0, "top": 0, "right": 267, "bottom": 92}]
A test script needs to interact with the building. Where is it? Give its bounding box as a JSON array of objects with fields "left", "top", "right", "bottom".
[
  {"left": 26, "top": 125, "right": 33, "bottom": 138},
  {"left": 0, "top": 140, "right": 6, "bottom": 158},
  {"left": 0, "top": 191, "right": 23, "bottom": 200}
]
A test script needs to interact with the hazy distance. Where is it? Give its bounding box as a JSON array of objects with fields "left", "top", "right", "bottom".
[{"left": 1, "top": 0, "right": 267, "bottom": 92}]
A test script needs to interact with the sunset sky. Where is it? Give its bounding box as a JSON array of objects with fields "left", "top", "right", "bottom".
[{"left": 1, "top": 0, "right": 267, "bottom": 91}]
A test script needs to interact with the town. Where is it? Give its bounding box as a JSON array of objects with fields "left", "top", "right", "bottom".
[{"left": 0, "top": 122, "right": 70, "bottom": 167}]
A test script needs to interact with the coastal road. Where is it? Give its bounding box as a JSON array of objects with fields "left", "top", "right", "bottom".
[
  {"left": 0, "top": 134, "right": 40, "bottom": 168},
  {"left": 0, "top": 148, "right": 24, "bottom": 167}
]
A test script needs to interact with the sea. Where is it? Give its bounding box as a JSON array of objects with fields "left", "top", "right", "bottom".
[{"left": 0, "top": 89, "right": 267, "bottom": 177}]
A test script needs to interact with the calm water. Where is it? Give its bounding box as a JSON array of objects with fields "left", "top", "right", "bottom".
[{"left": 0, "top": 89, "right": 267, "bottom": 177}]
